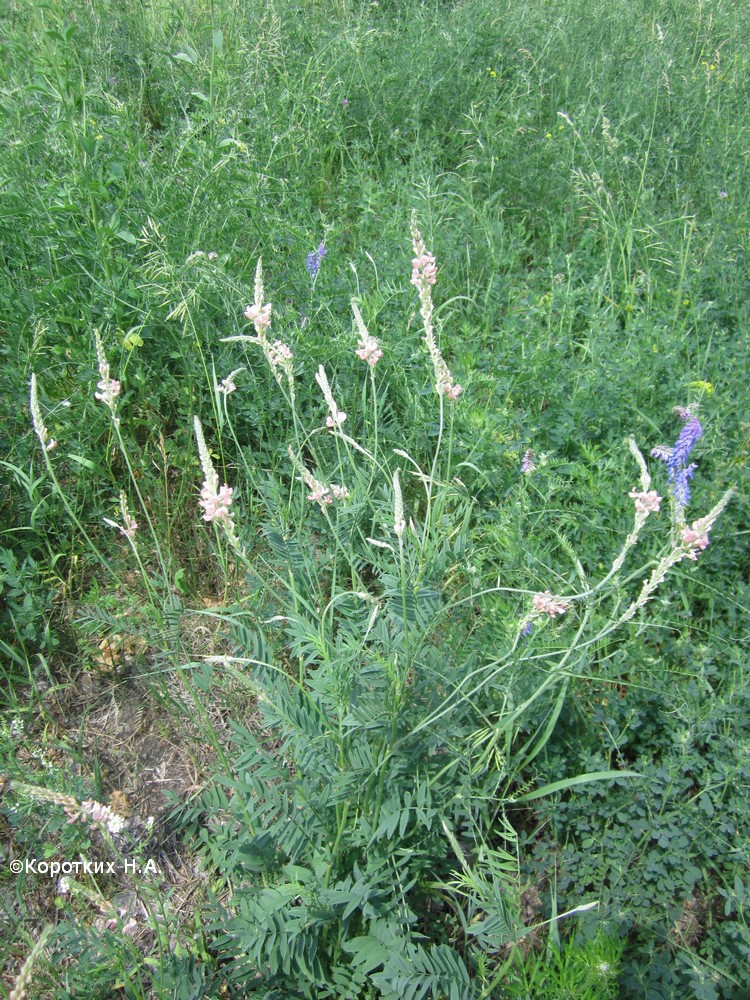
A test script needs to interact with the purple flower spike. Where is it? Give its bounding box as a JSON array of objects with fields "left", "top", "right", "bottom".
[
  {"left": 306, "top": 241, "right": 327, "bottom": 278},
  {"left": 651, "top": 408, "right": 703, "bottom": 515}
]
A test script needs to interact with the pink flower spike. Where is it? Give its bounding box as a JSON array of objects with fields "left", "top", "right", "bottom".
[
  {"left": 307, "top": 484, "right": 332, "bottom": 506},
  {"left": 411, "top": 252, "right": 437, "bottom": 288},
  {"left": 95, "top": 376, "right": 121, "bottom": 405},
  {"left": 628, "top": 489, "right": 662, "bottom": 514},
  {"left": 355, "top": 336, "right": 383, "bottom": 368},
  {"left": 681, "top": 525, "right": 710, "bottom": 560},
  {"left": 199, "top": 482, "right": 235, "bottom": 522},
  {"left": 244, "top": 302, "right": 272, "bottom": 334},
  {"left": 532, "top": 590, "right": 570, "bottom": 617}
]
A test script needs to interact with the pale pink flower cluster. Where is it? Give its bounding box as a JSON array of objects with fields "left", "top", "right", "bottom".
[
  {"left": 193, "top": 416, "right": 244, "bottom": 554},
  {"left": 29, "top": 374, "right": 57, "bottom": 451},
  {"left": 65, "top": 798, "right": 127, "bottom": 836},
  {"left": 243, "top": 257, "right": 273, "bottom": 334},
  {"left": 351, "top": 299, "right": 383, "bottom": 368},
  {"left": 306, "top": 480, "right": 349, "bottom": 509},
  {"left": 681, "top": 524, "right": 710, "bottom": 560},
  {"left": 411, "top": 250, "right": 437, "bottom": 288},
  {"left": 95, "top": 374, "right": 121, "bottom": 406},
  {"left": 244, "top": 302, "right": 272, "bottom": 334},
  {"left": 532, "top": 591, "right": 570, "bottom": 617},
  {"left": 234, "top": 261, "right": 296, "bottom": 397},
  {"left": 410, "top": 213, "right": 462, "bottom": 401},
  {"left": 356, "top": 334, "right": 383, "bottom": 368},
  {"left": 315, "top": 365, "right": 347, "bottom": 428},
  {"left": 217, "top": 376, "right": 237, "bottom": 395},
  {"left": 238, "top": 266, "right": 295, "bottom": 396},
  {"left": 104, "top": 492, "right": 138, "bottom": 540},
  {"left": 628, "top": 489, "right": 662, "bottom": 515},
  {"left": 93, "top": 329, "right": 121, "bottom": 413},
  {"left": 287, "top": 445, "right": 349, "bottom": 512},
  {"left": 617, "top": 487, "right": 733, "bottom": 626},
  {"left": 268, "top": 338, "right": 293, "bottom": 372},
  {"left": 199, "top": 482, "right": 234, "bottom": 523}
]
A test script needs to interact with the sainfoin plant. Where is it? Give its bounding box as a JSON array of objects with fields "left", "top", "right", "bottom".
[{"left": 161, "top": 220, "right": 733, "bottom": 997}]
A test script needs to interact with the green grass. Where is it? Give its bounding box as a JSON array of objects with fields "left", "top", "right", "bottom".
[{"left": 1, "top": 0, "right": 749, "bottom": 996}]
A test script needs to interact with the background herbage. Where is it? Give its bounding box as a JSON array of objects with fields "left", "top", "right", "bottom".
[{"left": 1, "top": 0, "right": 749, "bottom": 996}]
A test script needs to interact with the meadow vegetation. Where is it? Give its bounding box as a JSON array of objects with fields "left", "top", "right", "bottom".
[{"left": 0, "top": 0, "right": 749, "bottom": 996}]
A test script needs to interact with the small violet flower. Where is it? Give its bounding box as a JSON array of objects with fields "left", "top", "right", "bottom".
[
  {"left": 306, "top": 241, "right": 326, "bottom": 278},
  {"left": 521, "top": 449, "right": 536, "bottom": 474}
]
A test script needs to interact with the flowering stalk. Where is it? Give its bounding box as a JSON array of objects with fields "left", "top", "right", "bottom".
[
  {"left": 92, "top": 333, "right": 174, "bottom": 604},
  {"left": 410, "top": 215, "right": 463, "bottom": 552},
  {"left": 10, "top": 782, "right": 127, "bottom": 835},
  {"left": 315, "top": 365, "right": 347, "bottom": 429},
  {"left": 617, "top": 487, "right": 734, "bottom": 625},
  {"left": 8, "top": 926, "right": 53, "bottom": 1000},
  {"left": 93, "top": 328, "right": 121, "bottom": 421},
  {"left": 287, "top": 445, "right": 349, "bottom": 512},
  {"left": 29, "top": 374, "right": 122, "bottom": 585},
  {"left": 194, "top": 416, "right": 244, "bottom": 557},
  {"left": 29, "top": 374, "right": 57, "bottom": 452},
  {"left": 410, "top": 213, "right": 461, "bottom": 401},
  {"left": 224, "top": 259, "right": 296, "bottom": 408},
  {"left": 393, "top": 469, "right": 406, "bottom": 541},
  {"left": 352, "top": 299, "right": 383, "bottom": 370},
  {"left": 518, "top": 431, "right": 732, "bottom": 634},
  {"left": 244, "top": 258, "right": 273, "bottom": 335},
  {"left": 351, "top": 298, "right": 383, "bottom": 471},
  {"left": 103, "top": 491, "right": 138, "bottom": 541}
]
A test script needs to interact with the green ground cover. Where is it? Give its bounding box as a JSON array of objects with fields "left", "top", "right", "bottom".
[{"left": 1, "top": 0, "right": 748, "bottom": 996}]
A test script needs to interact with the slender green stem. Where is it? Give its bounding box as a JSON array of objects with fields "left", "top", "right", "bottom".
[{"left": 422, "top": 391, "right": 445, "bottom": 549}]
